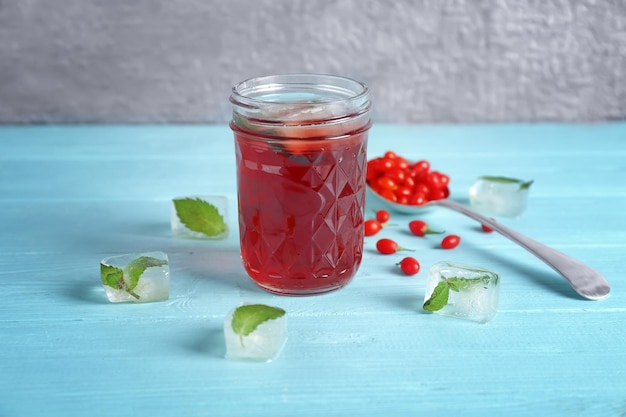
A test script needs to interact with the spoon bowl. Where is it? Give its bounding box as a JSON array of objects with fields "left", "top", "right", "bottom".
[{"left": 366, "top": 185, "right": 435, "bottom": 214}]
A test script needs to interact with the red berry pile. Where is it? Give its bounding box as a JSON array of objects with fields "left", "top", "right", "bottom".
[{"left": 366, "top": 151, "right": 450, "bottom": 206}]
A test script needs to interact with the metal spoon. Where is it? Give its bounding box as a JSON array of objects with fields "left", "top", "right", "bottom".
[{"left": 367, "top": 189, "right": 611, "bottom": 300}]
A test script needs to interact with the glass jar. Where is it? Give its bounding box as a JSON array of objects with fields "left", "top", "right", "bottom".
[{"left": 230, "top": 74, "right": 372, "bottom": 295}]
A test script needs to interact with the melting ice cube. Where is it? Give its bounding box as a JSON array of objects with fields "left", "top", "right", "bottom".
[
  {"left": 100, "top": 251, "right": 169, "bottom": 303},
  {"left": 171, "top": 196, "right": 228, "bottom": 240},
  {"left": 224, "top": 304, "right": 287, "bottom": 362},
  {"left": 469, "top": 176, "right": 533, "bottom": 217},
  {"left": 423, "top": 261, "right": 500, "bottom": 323},
  {"left": 276, "top": 103, "right": 331, "bottom": 122}
]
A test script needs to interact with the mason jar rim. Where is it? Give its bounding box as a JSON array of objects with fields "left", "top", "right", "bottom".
[{"left": 230, "top": 73, "right": 370, "bottom": 107}]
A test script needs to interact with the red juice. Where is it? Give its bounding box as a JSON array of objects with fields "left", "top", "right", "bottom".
[
  {"left": 229, "top": 74, "right": 372, "bottom": 295},
  {"left": 233, "top": 126, "right": 369, "bottom": 295}
]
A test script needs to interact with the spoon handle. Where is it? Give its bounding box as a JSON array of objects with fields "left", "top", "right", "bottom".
[{"left": 433, "top": 199, "right": 610, "bottom": 300}]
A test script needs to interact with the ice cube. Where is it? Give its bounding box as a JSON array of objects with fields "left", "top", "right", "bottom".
[
  {"left": 468, "top": 176, "right": 533, "bottom": 217},
  {"left": 423, "top": 261, "right": 500, "bottom": 323},
  {"left": 100, "top": 251, "right": 169, "bottom": 303},
  {"left": 279, "top": 103, "right": 329, "bottom": 122},
  {"left": 224, "top": 304, "right": 287, "bottom": 362},
  {"left": 171, "top": 196, "right": 228, "bottom": 240},
  {"left": 261, "top": 99, "right": 352, "bottom": 123}
]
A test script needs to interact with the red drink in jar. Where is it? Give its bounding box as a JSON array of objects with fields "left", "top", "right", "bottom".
[{"left": 230, "top": 74, "right": 372, "bottom": 295}]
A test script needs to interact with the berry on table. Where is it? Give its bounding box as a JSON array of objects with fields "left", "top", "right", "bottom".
[
  {"left": 397, "top": 257, "right": 420, "bottom": 275},
  {"left": 408, "top": 220, "right": 444, "bottom": 237},
  {"left": 441, "top": 234, "right": 461, "bottom": 249},
  {"left": 375, "top": 209, "right": 390, "bottom": 224},
  {"left": 376, "top": 238, "right": 414, "bottom": 255},
  {"left": 364, "top": 219, "right": 383, "bottom": 237},
  {"left": 481, "top": 218, "right": 496, "bottom": 233}
]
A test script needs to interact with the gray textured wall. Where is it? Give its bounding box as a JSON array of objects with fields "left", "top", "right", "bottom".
[{"left": 0, "top": 0, "right": 625, "bottom": 124}]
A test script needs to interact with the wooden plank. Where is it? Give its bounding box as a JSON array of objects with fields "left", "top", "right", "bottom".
[{"left": 1, "top": 124, "right": 625, "bottom": 417}]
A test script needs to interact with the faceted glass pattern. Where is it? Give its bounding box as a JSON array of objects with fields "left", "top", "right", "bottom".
[{"left": 235, "top": 132, "right": 368, "bottom": 295}]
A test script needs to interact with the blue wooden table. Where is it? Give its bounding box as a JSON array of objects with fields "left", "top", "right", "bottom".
[{"left": 1, "top": 124, "right": 625, "bottom": 417}]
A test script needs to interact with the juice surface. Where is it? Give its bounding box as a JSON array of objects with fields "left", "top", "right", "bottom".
[{"left": 234, "top": 127, "right": 368, "bottom": 295}]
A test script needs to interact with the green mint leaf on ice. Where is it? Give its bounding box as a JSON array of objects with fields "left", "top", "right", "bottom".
[
  {"left": 479, "top": 176, "right": 533, "bottom": 191},
  {"left": 232, "top": 304, "right": 286, "bottom": 346},
  {"left": 519, "top": 180, "right": 534, "bottom": 190},
  {"left": 174, "top": 197, "right": 227, "bottom": 236},
  {"left": 100, "top": 256, "right": 166, "bottom": 300},
  {"left": 126, "top": 256, "right": 168, "bottom": 291},
  {"left": 101, "top": 264, "right": 125, "bottom": 290},
  {"left": 423, "top": 275, "right": 495, "bottom": 312},
  {"left": 448, "top": 275, "right": 494, "bottom": 291},
  {"left": 423, "top": 281, "right": 450, "bottom": 312}
]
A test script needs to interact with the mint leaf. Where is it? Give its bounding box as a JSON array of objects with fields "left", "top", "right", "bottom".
[
  {"left": 101, "top": 264, "right": 124, "bottom": 289},
  {"left": 126, "top": 256, "right": 167, "bottom": 291},
  {"left": 519, "top": 180, "right": 534, "bottom": 190},
  {"left": 450, "top": 275, "right": 494, "bottom": 291},
  {"left": 100, "top": 256, "right": 166, "bottom": 300},
  {"left": 232, "top": 304, "right": 286, "bottom": 346},
  {"left": 479, "top": 176, "right": 533, "bottom": 191},
  {"left": 100, "top": 263, "right": 139, "bottom": 299},
  {"left": 173, "top": 198, "right": 227, "bottom": 236},
  {"left": 479, "top": 175, "right": 523, "bottom": 184},
  {"left": 423, "top": 275, "right": 495, "bottom": 312},
  {"left": 423, "top": 281, "right": 450, "bottom": 312},
  {"left": 446, "top": 277, "right": 463, "bottom": 292}
]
